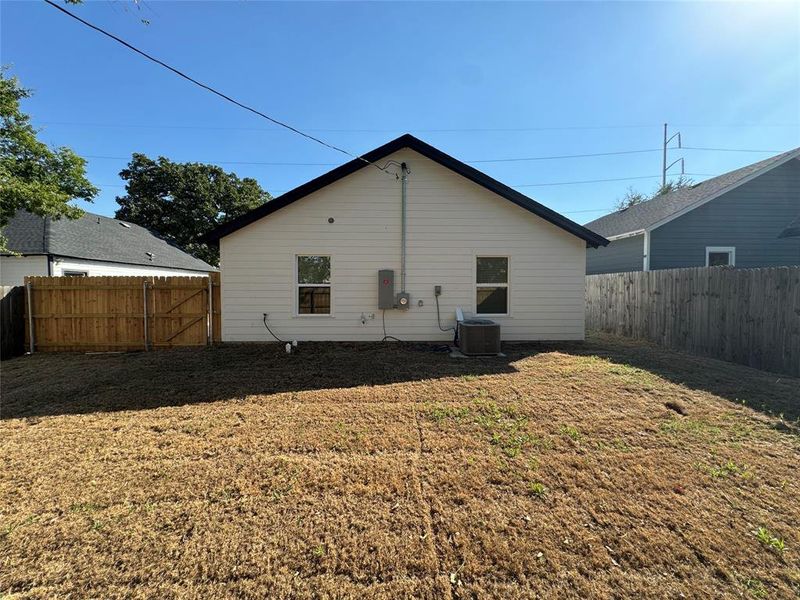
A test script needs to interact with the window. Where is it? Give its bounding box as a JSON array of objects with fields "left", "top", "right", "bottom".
[
  {"left": 63, "top": 270, "right": 88, "bottom": 277},
  {"left": 476, "top": 256, "right": 508, "bottom": 315},
  {"left": 705, "top": 247, "right": 735, "bottom": 267},
  {"left": 297, "top": 255, "right": 331, "bottom": 315}
]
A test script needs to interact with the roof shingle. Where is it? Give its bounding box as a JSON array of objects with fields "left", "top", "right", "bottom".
[
  {"left": 2, "top": 210, "right": 214, "bottom": 272},
  {"left": 584, "top": 148, "right": 800, "bottom": 238}
]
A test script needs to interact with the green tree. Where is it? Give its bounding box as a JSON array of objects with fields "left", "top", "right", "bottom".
[
  {"left": 614, "top": 188, "right": 649, "bottom": 212},
  {"left": 0, "top": 70, "right": 97, "bottom": 251},
  {"left": 115, "top": 154, "right": 270, "bottom": 266},
  {"left": 614, "top": 175, "right": 694, "bottom": 211},
  {"left": 654, "top": 175, "right": 695, "bottom": 197}
]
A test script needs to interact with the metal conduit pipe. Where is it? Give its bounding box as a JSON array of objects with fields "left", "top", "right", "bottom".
[{"left": 400, "top": 162, "right": 408, "bottom": 292}]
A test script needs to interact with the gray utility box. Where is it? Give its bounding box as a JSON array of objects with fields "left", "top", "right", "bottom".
[
  {"left": 458, "top": 319, "right": 501, "bottom": 355},
  {"left": 378, "top": 269, "right": 395, "bottom": 309}
]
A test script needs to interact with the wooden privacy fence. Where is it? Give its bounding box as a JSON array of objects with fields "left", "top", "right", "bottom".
[
  {"left": 1, "top": 286, "right": 25, "bottom": 360},
  {"left": 586, "top": 266, "right": 800, "bottom": 377},
  {"left": 24, "top": 273, "right": 220, "bottom": 352}
]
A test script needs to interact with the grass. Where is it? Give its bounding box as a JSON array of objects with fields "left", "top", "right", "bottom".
[
  {"left": 527, "top": 482, "right": 547, "bottom": 498},
  {"left": 756, "top": 527, "right": 786, "bottom": 554},
  {"left": 1, "top": 333, "right": 798, "bottom": 598}
]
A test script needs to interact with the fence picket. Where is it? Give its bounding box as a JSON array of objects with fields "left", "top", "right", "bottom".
[
  {"left": 23, "top": 274, "right": 218, "bottom": 352},
  {"left": 586, "top": 266, "right": 800, "bottom": 377}
]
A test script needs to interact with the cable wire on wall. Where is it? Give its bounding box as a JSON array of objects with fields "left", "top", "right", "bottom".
[
  {"left": 381, "top": 310, "right": 401, "bottom": 343},
  {"left": 262, "top": 314, "right": 287, "bottom": 344}
]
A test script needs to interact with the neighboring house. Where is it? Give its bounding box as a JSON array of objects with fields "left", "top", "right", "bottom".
[
  {"left": 203, "top": 134, "right": 608, "bottom": 342},
  {"left": 0, "top": 210, "right": 214, "bottom": 286},
  {"left": 585, "top": 148, "right": 800, "bottom": 274}
]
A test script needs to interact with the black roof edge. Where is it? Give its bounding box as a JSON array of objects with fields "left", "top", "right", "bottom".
[{"left": 201, "top": 134, "right": 609, "bottom": 248}]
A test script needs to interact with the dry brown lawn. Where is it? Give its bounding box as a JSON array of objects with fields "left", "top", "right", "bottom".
[{"left": 1, "top": 334, "right": 798, "bottom": 599}]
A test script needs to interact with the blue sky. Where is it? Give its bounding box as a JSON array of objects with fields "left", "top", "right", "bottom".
[{"left": 2, "top": 1, "right": 799, "bottom": 224}]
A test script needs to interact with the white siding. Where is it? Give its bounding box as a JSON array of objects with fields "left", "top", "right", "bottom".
[
  {"left": 220, "top": 148, "right": 587, "bottom": 342},
  {"left": 51, "top": 258, "right": 209, "bottom": 278},
  {"left": 0, "top": 255, "right": 48, "bottom": 286}
]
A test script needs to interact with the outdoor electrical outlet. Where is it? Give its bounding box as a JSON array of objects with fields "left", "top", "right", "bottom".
[{"left": 434, "top": 285, "right": 442, "bottom": 296}]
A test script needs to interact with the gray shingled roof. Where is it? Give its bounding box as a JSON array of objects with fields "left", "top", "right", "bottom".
[
  {"left": 1, "top": 210, "right": 214, "bottom": 272},
  {"left": 584, "top": 148, "right": 800, "bottom": 238}
]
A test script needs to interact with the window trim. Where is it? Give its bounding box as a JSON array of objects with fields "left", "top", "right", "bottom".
[
  {"left": 62, "top": 270, "right": 88, "bottom": 277},
  {"left": 705, "top": 246, "right": 736, "bottom": 267},
  {"left": 294, "top": 254, "right": 333, "bottom": 317},
  {"left": 474, "top": 255, "right": 510, "bottom": 317}
]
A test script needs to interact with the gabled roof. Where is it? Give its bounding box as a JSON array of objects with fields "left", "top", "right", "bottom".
[
  {"left": 203, "top": 134, "right": 609, "bottom": 248},
  {"left": 2, "top": 210, "right": 215, "bottom": 272},
  {"left": 585, "top": 147, "right": 800, "bottom": 238}
]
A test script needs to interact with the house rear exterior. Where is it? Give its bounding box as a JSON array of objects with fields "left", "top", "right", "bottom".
[
  {"left": 205, "top": 135, "right": 607, "bottom": 342},
  {"left": 585, "top": 148, "right": 800, "bottom": 274},
  {"left": 1, "top": 210, "right": 214, "bottom": 285}
]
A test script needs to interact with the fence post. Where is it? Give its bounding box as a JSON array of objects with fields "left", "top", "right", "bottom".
[
  {"left": 207, "top": 276, "right": 213, "bottom": 346},
  {"left": 25, "top": 280, "right": 34, "bottom": 354},
  {"left": 142, "top": 280, "right": 149, "bottom": 351}
]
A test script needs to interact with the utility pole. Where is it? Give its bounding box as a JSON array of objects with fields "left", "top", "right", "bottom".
[{"left": 662, "top": 123, "right": 683, "bottom": 187}]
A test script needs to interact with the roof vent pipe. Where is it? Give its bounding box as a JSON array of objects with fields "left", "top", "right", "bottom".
[{"left": 400, "top": 162, "right": 408, "bottom": 293}]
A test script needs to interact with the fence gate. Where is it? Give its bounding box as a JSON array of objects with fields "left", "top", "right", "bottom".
[
  {"left": 24, "top": 273, "right": 220, "bottom": 353},
  {"left": 145, "top": 279, "right": 209, "bottom": 349},
  {"left": 1, "top": 286, "right": 25, "bottom": 359}
]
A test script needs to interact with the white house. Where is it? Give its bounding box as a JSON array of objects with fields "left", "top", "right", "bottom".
[
  {"left": 203, "top": 135, "right": 608, "bottom": 342},
  {"left": 0, "top": 210, "right": 214, "bottom": 286}
]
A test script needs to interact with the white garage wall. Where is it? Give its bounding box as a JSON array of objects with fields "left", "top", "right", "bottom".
[
  {"left": 0, "top": 255, "right": 48, "bottom": 286},
  {"left": 51, "top": 258, "right": 209, "bottom": 278},
  {"left": 220, "top": 148, "right": 587, "bottom": 342}
]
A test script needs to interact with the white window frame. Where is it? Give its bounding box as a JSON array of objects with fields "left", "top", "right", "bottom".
[
  {"left": 474, "top": 255, "right": 510, "bottom": 317},
  {"left": 63, "top": 270, "right": 88, "bottom": 277},
  {"left": 294, "top": 254, "right": 333, "bottom": 317},
  {"left": 705, "top": 246, "right": 736, "bottom": 267}
]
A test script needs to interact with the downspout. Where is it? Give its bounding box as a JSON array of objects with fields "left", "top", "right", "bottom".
[
  {"left": 643, "top": 230, "right": 651, "bottom": 271},
  {"left": 400, "top": 162, "right": 408, "bottom": 292}
]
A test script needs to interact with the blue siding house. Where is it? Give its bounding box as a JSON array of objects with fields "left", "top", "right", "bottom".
[{"left": 585, "top": 148, "right": 800, "bottom": 274}]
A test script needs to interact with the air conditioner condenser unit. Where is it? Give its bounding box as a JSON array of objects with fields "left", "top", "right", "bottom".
[{"left": 457, "top": 319, "right": 501, "bottom": 356}]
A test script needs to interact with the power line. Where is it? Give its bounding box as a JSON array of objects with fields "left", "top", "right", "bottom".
[
  {"left": 77, "top": 144, "right": 790, "bottom": 167},
  {"left": 83, "top": 151, "right": 669, "bottom": 166},
  {"left": 94, "top": 173, "right": 695, "bottom": 192},
  {"left": 672, "top": 124, "right": 799, "bottom": 129},
  {"left": 469, "top": 148, "right": 660, "bottom": 163},
  {"left": 562, "top": 207, "right": 615, "bottom": 214},
  {"left": 514, "top": 175, "right": 662, "bottom": 187},
  {"left": 38, "top": 120, "right": 800, "bottom": 133},
  {"left": 43, "top": 0, "right": 391, "bottom": 175},
  {"left": 683, "top": 146, "right": 786, "bottom": 153},
  {"left": 84, "top": 155, "right": 339, "bottom": 166}
]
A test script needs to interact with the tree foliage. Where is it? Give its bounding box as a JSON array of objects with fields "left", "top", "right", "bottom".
[
  {"left": 614, "top": 175, "right": 694, "bottom": 211},
  {"left": 61, "top": 0, "right": 151, "bottom": 25},
  {"left": 654, "top": 175, "right": 695, "bottom": 197},
  {"left": 115, "top": 154, "right": 270, "bottom": 266},
  {"left": 614, "top": 188, "right": 649, "bottom": 212},
  {"left": 0, "top": 70, "right": 97, "bottom": 251}
]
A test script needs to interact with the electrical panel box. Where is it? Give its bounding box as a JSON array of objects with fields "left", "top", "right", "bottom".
[{"left": 378, "top": 269, "right": 395, "bottom": 309}]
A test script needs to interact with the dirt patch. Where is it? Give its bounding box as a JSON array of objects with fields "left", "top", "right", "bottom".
[
  {"left": 1, "top": 334, "right": 798, "bottom": 598},
  {"left": 665, "top": 399, "right": 689, "bottom": 415}
]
